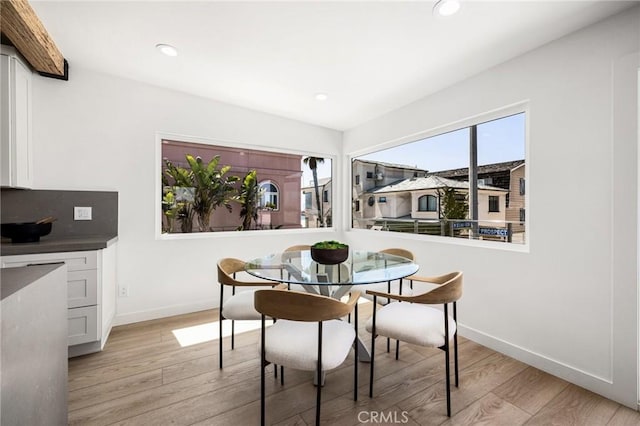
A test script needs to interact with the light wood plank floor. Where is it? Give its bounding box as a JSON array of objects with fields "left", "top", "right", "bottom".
[{"left": 68, "top": 304, "right": 640, "bottom": 425}]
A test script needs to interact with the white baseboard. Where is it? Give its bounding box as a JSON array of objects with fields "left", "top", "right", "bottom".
[
  {"left": 457, "top": 324, "right": 634, "bottom": 406},
  {"left": 112, "top": 299, "right": 217, "bottom": 326}
]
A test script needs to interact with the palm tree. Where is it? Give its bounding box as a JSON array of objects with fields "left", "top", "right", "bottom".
[
  {"left": 237, "top": 170, "right": 260, "bottom": 230},
  {"left": 303, "top": 156, "right": 325, "bottom": 227}
]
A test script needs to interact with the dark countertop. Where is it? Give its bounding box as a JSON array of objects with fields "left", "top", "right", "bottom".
[
  {"left": 1, "top": 235, "right": 118, "bottom": 256},
  {"left": 1, "top": 263, "right": 65, "bottom": 300}
]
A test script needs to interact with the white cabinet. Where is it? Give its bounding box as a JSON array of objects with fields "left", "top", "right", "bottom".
[
  {"left": 1, "top": 244, "right": 117, "bottom": 356},
  {"left": 1, "top": 45, "right": 33, "bottom": 188}
]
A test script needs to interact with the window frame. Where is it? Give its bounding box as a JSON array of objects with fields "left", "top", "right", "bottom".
[
  {"left": 155, "top": 132, "right": 337, "bottom": 240},
  {"left": 488, "top": 195, "right": 500, "bottom": 213},
  {"left": 346, "top": 102, "right": 529, "bottom": 252},
  {"left": 259, "top": 180, "right": 280, "bottom": 211},
  {"left": 418, "top": 194, "right": 438, "bottom": 212}
]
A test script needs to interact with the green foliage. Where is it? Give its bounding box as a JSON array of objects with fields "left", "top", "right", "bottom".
[
  {"left": 237, "top": 170, "right": 260, "bottom": 231},
  {"left": 303, "top": 156, "right": 326, "bottom": 227},
  {"left": 161, "top": 191, "right": 179, "bottom": 233},
  {"left": 437, "top": 188, "right": 468, "bottom": 220},
  {"left": 163, "top": 155, "right": 239, "bottom": 232},
  {"left": 312, "top": 240, "right": 348, "bottom": 249}
]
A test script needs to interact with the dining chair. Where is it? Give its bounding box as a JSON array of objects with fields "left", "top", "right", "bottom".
[
  {"left": 254, "top": 288, "right": 360, "bottom": 426},
  {"left": 217, "top": 257, "right": 281, "bottom": 369},
  {"left": 361, "top": 248, "right": 415, "bottom": 303},
  {"left": 366, "top": 271, "right": 463, "bottom": 417},
  {"left": 360, "top": 248, "right": 415, "bottom": 354},
  {"left": 282, "top": 245, "right": 311, "bottom": 292}
]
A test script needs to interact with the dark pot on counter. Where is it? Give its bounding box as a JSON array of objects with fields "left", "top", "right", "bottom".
[{"left": 1, "top": 222, "right": 53, "bottom": 243}]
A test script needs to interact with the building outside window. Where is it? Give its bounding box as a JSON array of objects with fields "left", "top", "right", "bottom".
[
  {"left": 378, "top": 196, "right": 387, "bottom": 203},
  {"left": 304, "top": 192, "right": 312, "bottom": 209},
  {"left": 350, "top": 111, "right": 526, "bottom": 244}
]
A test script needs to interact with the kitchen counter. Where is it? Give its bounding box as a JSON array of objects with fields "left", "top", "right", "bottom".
[
  {"left": 1, "top": 235, "right": 118, "bottom": 256},
  {"left": 2, "top": 263, "right": 68, "bottom": 425}
]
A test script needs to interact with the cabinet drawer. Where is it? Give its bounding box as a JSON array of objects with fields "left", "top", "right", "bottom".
[
  {"left": 1, "top": 250, "right": 98, "bottom": 271},
  {"left": 67, "top": 270, "right": 98, "bottom": 308},
  {"left": 68, "top": 305, "right": 98, "bottom": 346}
]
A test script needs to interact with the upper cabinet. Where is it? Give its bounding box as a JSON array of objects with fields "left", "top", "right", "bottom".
[{"left": 1, "top": 45, "right": 33, "bottom": 189}]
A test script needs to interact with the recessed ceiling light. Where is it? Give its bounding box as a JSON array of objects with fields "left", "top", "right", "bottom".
[
  {"left": 315, "top": 93, "right": 328, "bottom": 101},
  {"left": 156, "top": 43, "right": 178, "bottom": 57},
  {"left": 433, "top": 0, "right": 461, "bottom": 17}
]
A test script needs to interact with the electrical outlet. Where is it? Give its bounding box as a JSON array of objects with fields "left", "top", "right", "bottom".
[
  {"left": 119, "top": 287, "right": 128, "bottom": 297},
  {"left": 74, "top": 206, "right": 92, "bottom": 221}
]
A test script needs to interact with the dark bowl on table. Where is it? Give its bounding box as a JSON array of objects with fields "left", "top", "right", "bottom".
[
  {"left": 310, "top": 246, "right": 349, "bottom": 265},
  {"left": 1, "top": 222, "right": 52, "bottom": 243}
]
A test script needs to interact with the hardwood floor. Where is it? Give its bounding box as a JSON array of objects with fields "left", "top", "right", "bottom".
[{"left": 68, "top": 304, "right": 640, "bottom": 425}]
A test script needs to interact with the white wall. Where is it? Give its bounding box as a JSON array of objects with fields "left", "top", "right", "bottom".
[
  {"left": 30, "top": 68, "right": 343, "bottom": 324},
  {"left": 343, "top": 7, "right": 639, "bottom": 408},
  {"left": 28, "top": 5, "right": 639, "bottom": 409}
]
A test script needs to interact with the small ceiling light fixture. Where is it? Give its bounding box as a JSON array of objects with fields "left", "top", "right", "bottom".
[
  {"left": 433, "top": 0, "right": 461, "bottom": 17},
  {"left": 315, "top": 93, "right": 328, "bottom": 101},
  {"left": 156, "top": 43, "right": 178, "bottom": 57}
]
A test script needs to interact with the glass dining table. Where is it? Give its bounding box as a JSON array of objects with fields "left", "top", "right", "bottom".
[
  {"left": 244, "top": 249, "right": 419, "bottom": 364},
  {"left": 245, "top": 249, "right": 418, "bottom": 297}
]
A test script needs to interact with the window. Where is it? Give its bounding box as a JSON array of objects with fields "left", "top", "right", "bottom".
[
  {"left": 355, "top": 200, "right": 360, "bottom": 211},
  {"left": 367, "top": 196, "right": 375, "bottom": 206},
  {"left": 520, "top": 208, "right": 526, "bottom": 222},
  {"left": 355, "top": 175, "right": 360, "bottom": 185},
  {"left": 160, "top": 138, "right": 333, "bottom": 234},
  {"left": 378, "top": 196, "right": 387, "bottom": 203},
  {"left": 351, "top": 111, "right": 525, "bottom": 244},
  {"left": 323, "top": 190, "right": 329, "bottom": 203},
  {"left": 418, "top": 195, "right": 438, "bottom": 212},
  {"left": 488, "top": 196, "right": 500, "bottom": 212},
  {"left": 259, "top": 181, "right": 279, "bottom": 210}
]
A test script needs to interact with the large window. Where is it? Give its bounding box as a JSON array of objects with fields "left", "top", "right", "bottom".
[
  {"left": 160, "top": 138, "right": 332, "bottom": 234},
  {"left": 351, "top": 111, "right": 526, "bottom": 244}
]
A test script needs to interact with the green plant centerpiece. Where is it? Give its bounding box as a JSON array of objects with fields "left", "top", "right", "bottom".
[{"left": 311, "top": 240, "right": 349, "bottom": 264}]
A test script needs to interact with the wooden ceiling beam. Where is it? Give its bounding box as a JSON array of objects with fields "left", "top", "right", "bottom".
[{"left": 1, "top": 0, "right": 66, "bottom": 78}]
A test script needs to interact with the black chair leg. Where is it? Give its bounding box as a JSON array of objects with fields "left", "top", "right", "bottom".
[
  {"left": 260, "top": 315, "right": 266, "bottom": 426},
  {"left": 280, "top": 365, "right": 284, "bottom": 386},
  {"left": 387, "top": 337, "right": 390, "bottom": 352},
  {"left": 316, "top": 322, "right": 323, "bottom": 426},
  {"left": 454, "top": 302, "right": 459, "bottom": 387},
  {"left": 354, "top": 302, "right": 358, "bottom": 401},
  {"left": 219, "top": 317, "right": 223, "bottom": 369},
  {"left": 444, "top": 304, "right": 451, "bottom": 417},
  {"left": 231, "top": 320, "right": 235, "bottom": 350},
  {"left": 369, "top": 295, "right": 377, "bottom": 398},
  {"left": 395, "top": 340, "right": 400, "bottom": 360}
]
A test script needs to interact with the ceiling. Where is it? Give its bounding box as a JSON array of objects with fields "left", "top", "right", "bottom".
[{"left": 31, "top": 1, "right": 635, "bottom": 131}]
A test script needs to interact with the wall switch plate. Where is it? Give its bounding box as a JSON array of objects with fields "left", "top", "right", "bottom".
[{"left": 74, "top": 206, "right": 92, "bottom": 220}]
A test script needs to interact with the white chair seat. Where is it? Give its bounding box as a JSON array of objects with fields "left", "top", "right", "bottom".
[
  {"left": 360, "top": 281, "right": 413, "bottom": 305},
  {"left": 262, "top": 319, "right": 355, "bottom": 371},
  {"left": 365, "top": 302, "right": 456, "bottom": 348},
  {"left": 221, "top": 290, "right": 262, "bottom": 320}
]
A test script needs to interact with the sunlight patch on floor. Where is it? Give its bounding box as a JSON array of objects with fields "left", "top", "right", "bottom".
[{"left": 172, "top": 320, "right": 264, "bottom": 347}]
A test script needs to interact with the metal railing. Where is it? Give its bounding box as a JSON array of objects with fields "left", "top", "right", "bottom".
[{"left": 353, "top": 217, "right": 526, "bottom": 244}]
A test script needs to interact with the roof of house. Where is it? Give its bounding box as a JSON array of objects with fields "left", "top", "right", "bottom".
[
  {"left": 370, "top": 175, "right": 507, "bottom": 194},
  {"left": 429, "top": 159, "right": 525, "bottom": 178},
  {"left": 353, "top": 158, "right": 429, "bottom": 172}
]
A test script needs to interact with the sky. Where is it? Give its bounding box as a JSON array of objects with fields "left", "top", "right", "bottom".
[
  {"left": 300, "top": 113, "right": 525, "bottom": 184},
  {"left": 357, "top": 112, "right": 525, "bottom": 173}
]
